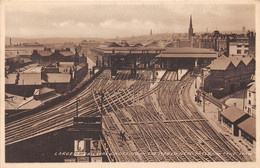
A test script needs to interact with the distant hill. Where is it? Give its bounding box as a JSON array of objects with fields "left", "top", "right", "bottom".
[
  {"left": 5, "top": 37, "right": 105, "bottom": 45},
  {"left": 6, "top": 29, "right": 252, "bottom": 45}
]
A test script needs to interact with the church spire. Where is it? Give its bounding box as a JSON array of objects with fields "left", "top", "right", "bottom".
[
  {"left": 190, "top": 15, "right": 193, "bottom": 29},
  {"left": 188, "top": 15, "right": 194, "bottom": 41}
]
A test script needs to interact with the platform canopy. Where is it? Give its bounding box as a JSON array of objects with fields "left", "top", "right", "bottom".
[{"left": 156, "top": 48, "right": 218, "bottom": 59}]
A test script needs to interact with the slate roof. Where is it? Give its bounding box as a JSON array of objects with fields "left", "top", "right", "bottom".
[
  {"left": 23, "top": 66, "right": 42, "bottom": 73},
  {"left": 21, "top": 58, "right": 32, "bottom": 64},
  {"left": 237, "top": 117, "right": 256, "bottom": 139},
  {"left": 5, "top": 93, "right": 24, "bottom": 110},
  {"left": 163, "top": 48, "right": 217, "bottom": 54},
  {"left": 17, "top": 98, "right": 42, "bottom": 110},
  {"left": 44, "top": 73, "right": 71, "bottom": 83},
  {"left": 132, "top": 43, "right": 143, "bottom": 47},
  {"left": 59, "top": 51, "right": 74, "bottom": 57},
  {"left": 221, "top": 106, "right": 248, "bottom": 123},
  {"left": 18, "top": 73, "right": 42, "bottom": 85},
  {"left": 231, "top": 59, "right": 241, "bottom": 67},
  {"left": 5, "top": 93, "right": 41, "bottom": 110},
  {"left": 242, "top": 57, "right": 254, "bottom": 65},
  {"left": 59, "top": 62, "right": 74, "bottom": 67},
  {"left": 209, "top": 60, "right": 234, "bottom": 71},
  {"left": 76, "top": 63, "right": 85, "bottom": 71},
  {"left": 248, "top": 82, "right": 255, "bottom": 92},
  {"left": 156, "top": 48, "right": 218, "bottom": 59},
  {"left": 144, "top": 41, "right": 162, "bottom": 47},
  {"left": 5, "top": 74, "right": 17, "bottom": 85},
  {"left": 38, "top": 50, "right": 53, "bottom": 57},
  {"left": 98, "top": 42, "right": 122, "bottom": 48},
  {"left": 34, "top": 87, "right": 55, "bottom": 96}
]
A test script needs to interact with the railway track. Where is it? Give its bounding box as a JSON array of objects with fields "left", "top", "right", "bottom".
[
  {"left": 101, "top": 70, "right": 248, "bottom": 162},
  {"left": 5, "top": 70, "right": 112, "bottom": 145},
  {"left": 6, "top": 69, "right": 250, "bottom": 162},
  {"left": 157, "top": 71, "right": 248, "bottom": 162}
]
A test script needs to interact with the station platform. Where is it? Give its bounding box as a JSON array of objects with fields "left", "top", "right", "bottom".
[{"left": 189, "top": 76, "right": 255, "bottom": 161}]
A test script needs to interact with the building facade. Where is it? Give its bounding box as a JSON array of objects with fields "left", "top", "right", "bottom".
[{"left": 229, "top": 42, "right": 249, "bottom": 57}]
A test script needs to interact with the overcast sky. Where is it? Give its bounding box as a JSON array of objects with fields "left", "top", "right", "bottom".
[{"left": 5, "top": 2, "right": 255, "bottom": 38}]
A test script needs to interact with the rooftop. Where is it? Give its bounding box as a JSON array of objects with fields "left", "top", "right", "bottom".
[
  {"left": 23, "top": 66, "right": 42, "bottom": 73},
  {"left": 209, "top": 56, "right": 254, "bottom": 70},
  {"left": 156, "top": 48, "right": 218, "bottom": 59},
  {"left": 241, "top": 57, "right": 255, "bottom": 65},
  {"left": 248, "top": 82, "right": 255, "bottom": 92},
  {"left": 43, "top": 73, "right": 71, "bottom": 83},
  {"left": 17, "top": 97, "right": 42, "bottom": 110},
  {"left": 209, "top": 59, "right": 234, "bottom": 70},
  {"left": 221, "top": 106, "right": 248, "bottom": 123},
  {"left": 229, "top": 42, "right": 249, "bottom": 46},
  {"left": 21, "top": 58, "right": 32, "bottom": 64},
  {"left": 5, "top": 93, "right": 41, "bottom": 111},
  {"left": 5, "top": 74, "right": 17, "bottom": 85},
  {"left": 237, "top": 117, "right": 256, "bottom": 139},
  {"left": 162, "top": 48, "right": 217, "bottom": 54},
  {"left": 231, "top": 59, "right": 242, "bottom": 67},
  {"left": 5, "top": 93, "right": 24, "bottom": 110},
  {"left": 98, "top": 42, "right": 122, "bottom": 48},
  {"left": 59, "top": 51, "right": 74, "bottom": 57},
  {"left": 93, "top": 46, "right": 165, "bottom": 54},
  {"left": 59, "top": 62, "right": 74, "bottom": 67},
  {"left": 38, "top": 50, "right": 53, "bottom": 57},
  {"left": 34, "top": 87, "right": 55, "bottom": 96},
  {"left": 18, "top": 73, "right": 42, "bottom": 85}
]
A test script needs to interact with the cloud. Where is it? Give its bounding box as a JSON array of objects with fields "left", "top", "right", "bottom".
[{"left": 5, "top": 3, "right": 255, "bottom": 38}]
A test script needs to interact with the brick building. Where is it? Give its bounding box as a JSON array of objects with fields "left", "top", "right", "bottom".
[
  {"left": 245, "top": 82, "right": 256, "bottom": 117},
  {"left": 204, "top": 56, "right": 255, "bottom": 98},
  {"left": 31, "top": 48, "right": 53, "bottom": 65}
]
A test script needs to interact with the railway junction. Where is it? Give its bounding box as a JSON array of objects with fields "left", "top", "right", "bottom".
[{"left": 5, "top": 47, "right": 253, "bottom": 162}]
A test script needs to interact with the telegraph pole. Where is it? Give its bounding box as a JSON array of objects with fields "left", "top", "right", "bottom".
[{"left": 202, "top": 93, "right": 205, "bottom": 113}]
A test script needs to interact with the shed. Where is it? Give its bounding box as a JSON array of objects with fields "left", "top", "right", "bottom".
[{"left": 221, "top": 106, "right": 250, "bottom": 136}]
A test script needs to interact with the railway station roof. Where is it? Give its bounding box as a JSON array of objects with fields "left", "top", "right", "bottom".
[
  {"left": 92, "top": 47, "right": 165, "bottom": 54},
  {"left": 221, "top": 106, "right": 248, "bottom": 123},
  {"left": 237, "top": 117, "right": 256, "bottom": 139},
  {"left": 156, "top": 48, "right": 218, "bottom": 59}
]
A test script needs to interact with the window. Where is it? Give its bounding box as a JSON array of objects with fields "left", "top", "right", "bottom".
[
  {"left": 245, "top": 45, "right": 249, "bottom": 48},
  {"left": 244, "top": 50, "right": 248, "bottom": 54},
  {"left": 248, "top": 100, "right": 251, "bottom": 105},
  {"left": 237, "top": 50, "right": 241, "bottom": 54},
  {"left": 237, "top": 45, "right": 242, "bottom": 47},
  {"left": 248, "top": 108, "right": 251, "bottom": 114},
  {"left": 249, "top": 92, "right": 251, "bottom": 97}
]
